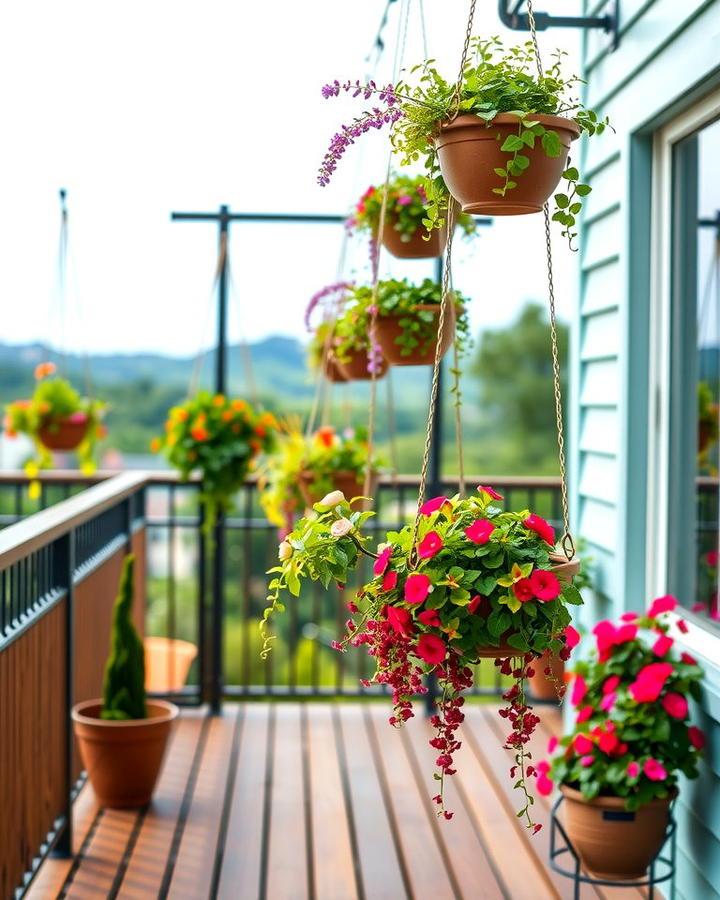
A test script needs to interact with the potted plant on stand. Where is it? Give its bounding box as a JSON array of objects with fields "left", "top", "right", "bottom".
[
  {"left": 318, "top": 37, "right": 609, "bottom": 247},
  {"left": 72, "top": 555, "right": 178, "bottom": 807},
  {"left": 5, "top": 361, "right": 106, "bottom": 498},
  {"left": 538, "top": 597, "right": 705, "bottom": 879},
  {"left": 263, "top": 484, "right": 583, "bottom": 828},
  {"left": 348, "top": 174, "right": 476, "bottom": 259}
]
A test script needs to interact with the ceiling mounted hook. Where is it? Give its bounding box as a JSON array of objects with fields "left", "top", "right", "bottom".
[{"left": 498, "top": 0, "right": 619, "bottom": 52}]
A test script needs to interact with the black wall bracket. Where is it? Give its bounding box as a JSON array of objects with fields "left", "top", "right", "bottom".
[{"left": 499, "top": 1, "right": 620, "bottom": 52}]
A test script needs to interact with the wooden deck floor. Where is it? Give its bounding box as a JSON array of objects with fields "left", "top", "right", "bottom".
[{"left": 27, "top": 702, "right": 648, "bottom": 900}]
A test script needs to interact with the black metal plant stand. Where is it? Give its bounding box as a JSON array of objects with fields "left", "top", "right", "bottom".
[{"left": 549, "top": 795, "right": 677, "bottom": 900}]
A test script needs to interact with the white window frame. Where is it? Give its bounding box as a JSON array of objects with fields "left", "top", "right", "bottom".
[{"left": 649, "top": 91, "right": 720, "bottom": 662}]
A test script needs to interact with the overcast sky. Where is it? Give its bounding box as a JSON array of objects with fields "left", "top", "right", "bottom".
[{"left": 0, "top": 1, "right": 581, "bottom": 357}]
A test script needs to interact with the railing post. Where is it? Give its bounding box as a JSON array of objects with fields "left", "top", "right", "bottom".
[
  {"left": 54, "top": 530, "right": 75, "bottom": 858},
  {"left": 210, "top": 512, "right": 225, "bottom": 714}
]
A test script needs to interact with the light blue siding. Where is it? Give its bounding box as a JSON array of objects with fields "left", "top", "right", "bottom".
[{"left": 576, "top": 1, "right": 720, "bottom": 895}]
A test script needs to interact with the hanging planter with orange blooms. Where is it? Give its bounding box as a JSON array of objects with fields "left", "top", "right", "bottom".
[
  {"left": 152, "top": 391, "right": 277, "bottom": 528},
  {"left": 4, "top": 362, "right": 107, "bottom": 498}
]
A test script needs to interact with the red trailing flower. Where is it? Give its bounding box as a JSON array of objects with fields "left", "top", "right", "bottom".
[
  {"left": 627, "top": 761, "right": 640, "bottom": 778},
  {"left": 405, "top": 573, "right": 431, "bottom": 605},
  {"left": 416, "top": 633, "right": 446, "bottom": 665},
  {"left": 571, "top": 673, "right": 588, "bottom": 707},
  {"left": 576, "top": 705, "right": 593, "bottom": 724},
  {"left": 647, "top": 595, "right": 677, "bottom": 618},
  {"left": 419, "top": 495, "right": 449, "bottom": 516},
  {"left": 628, "top": 662, "right": 674, "bottom": 702},
  {"left": 573, "top": 733, "right": 593, "bottom": 754},
  {"left": 681, "top": 651, "right": 698, "bottom": 666},
  {"left": 689, "top": 726, "right": 705, "bottom": 749},
  {"left": 382, "top": 570, "right": 398, "bottom": 591},
  {"left": 529, "top": 568, "right": 561, "bottom": 601},
  {"left": 468, "top": 594, "right": 483, "bottom": 614},
  {"left": 418, "top": 530, "right": 443, "bottom": 559},
  {"left": 418, "top": 609, "right": 441, "bottom": 627},
  {"left": 512, "top": 578, "right": 535, "bottom": 603},
  {"left": 477, "top": 485, "right": 504, "bottom": 501},
  {"left": 387, "top": 606, "right": 413, "bottom": 637},
  {"left": 602, "top": 675, "right": 620, "bottom": 695},
  {"left": 661, "top": 693, "right": 688, "bottom": 719},
  {"left": 464, "top": 518, "right": 495, "bottom": 544},
  {"left": 373, "top": 545, "right": 392, "bottom": 576},
  {"left": 564, "top": 624, "right": 581, "bottom": 648},
  {"left": 644, "top": 758, "right": 668, "bottom": 781},
  {"left": 652, "top": 633, "right": 674, "bottom": 657},
  {"left": 523, "top": 514, "right": 555, "bottom": 546}
]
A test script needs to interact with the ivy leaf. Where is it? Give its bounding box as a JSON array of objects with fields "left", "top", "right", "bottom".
[
  {"left": 561, "top": 583, "right": 583, "bottom": 605},
  {"left": 562, "top": 166, "right": 579, "bottom": 181},
  {"left": 554, "top": 193, "right": 569, "bottom": 209},
  {"left": 541, "top": 130, "right": 562, "bottom": 157},
  {"left": 500, "top": 134, "right": 524, "bottom": 152},
  {"left": 575, "top": 183, "right": 592, "bottom": 196}
]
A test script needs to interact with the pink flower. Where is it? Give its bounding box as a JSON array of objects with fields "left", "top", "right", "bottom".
[
  {"left": 387, "top": 606, "right": 413, "bottom": 636},
  {"left": 564, "top": 624, "right": 580, "bottom": 648},
  {"left": 689, "top": 726, "right": 705, "bottom": 750},
  {"left": 648, "top": 595, "right": 677, "bottom": 618},
  {"left": 576, "top": 705, "right": 593, "bottom": 724},
  {"left": 529, "top": 568, "right": 561, "bottom": 601},
  {"left": 464, "top": 519, "right": 495, "bottom": 544},
  {"left": 706, "top": 550, "right": 719, "bottom": 567},
  {"left": 416, "top": 633, "right": 446, "bottom": 665},
  {"left": 629, "top": 662, "right": 674, "bottom": 702},
  {"left": 621, "top": 611, "right": 639, "bottom": 621},
  {"left": 681, "top": 651, "right": 698, "bottom": 666},
  {"left": 644, "top": 758, "right": 667, "bottom": 781},
  {"left": 600, "top": 692, "right": 616, "bottom": 712},
  {"left": 593, "top": 620, "right": 618, "bottom": 661},
  {"left": 603, "top": 675, "right": 620, "bottom": 695},
  {"left": 396, "top": 194, "right": 412, "bottom": 206},
  {"left": 419, "top": 495, "right": 448, "bottom": 516},
  {"left": 598, "top": 732, "right": 619, "bottom": 755},
  {"left": 330, "top": 517, "right": 353, "bottom": 537},
  {"left": 574, "top": 734, "right": 593, "bottom": 755},
  {"left": 617, "top": 623, "right": 638, "bottom": 643},
  {"left": 513, "top": 578, "right": 535, "bottom": 603},
  {"left": 580, "top": 754, "right": 594, "bottom": 767},
  {"left": 69, "top": 411, "right": 88, "bottom": 424},
  {"left": 627, "top": 761, "right": 640, "bottom": 778},
  {"left": 523, "top": 514, "right": 555, "bottom": 546},
  {"left": 477, "top": 485, "right": 504, "bottom": 501},
  {"left": 373, "top": 545, "right": 392, "bottom": 576},
  {"left": 536, "top": 760, "right": 550, "bottom": 776},
  {"left": 653, "top": 633, "right": 674, "bottom": 656},
  {"left": 418, "top": 530, "right": 443, "bottom": 559},
  {"left": 405, "top": 573, "right": 431, "bottom": 605},
  {"left": 417, "top": 609, "right": 441, "bottom": 627},
  {"left": 547, "top": 736, "right": 558, "bottom": 753},
  {"left": 571, "top": 674, "right": 588, "bottom": 707},
  {"left": 382, "top": 570, "right": 398, "bottom": 592},
  {"left": 676, "top": 619, "right": 689, "bottom": 634},
  {"left": 536, "top": 775, "right": 554, "bottom": 796},
  {"left": 661, "top": 693, "right": 688, "bottom": 719}
]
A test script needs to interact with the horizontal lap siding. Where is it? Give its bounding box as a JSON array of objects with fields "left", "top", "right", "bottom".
[{"left": 578, "top": 2, "right": 720, "bottom": 896}]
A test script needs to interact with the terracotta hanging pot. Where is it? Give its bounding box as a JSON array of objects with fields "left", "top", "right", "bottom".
[
  {"left": 528, "top": 649, "right": 564, "bottom": 700},
  {"left": 39, "top": 416, "right": 88, "bottom": 450},
  {"left": 476, "top": 552, "right": 580, "bottom": 659},
  {"left": 336, "top": 347, "right": 389, "bottom": 381},
  {"left": 72, "top": 699, "right": 178, "bottom": 808},
  {"left": 381, "top": 217, "right": 447, "bottom": 259},
  {"left": 298, "top": 470, "right": 378, "bottom": 509},
  {"left": 435, "top": 113, "right": 581, "bottom": 216},
  {"left": 322, "top": 354, "right": 349, "bottom": 383},
  {"left": 560, "top": 785, "right": 674, "bottom": 880},
  {"left": 374, "top": 304, "right": 456, "bottom": 367}
]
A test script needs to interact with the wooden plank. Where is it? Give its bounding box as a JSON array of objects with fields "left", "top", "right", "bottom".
[
  {"left": 306, "top": 705, "right": 358, "bottom": 900},
  {"left": 64, "top": 809, "right": 138, "bottom": 899},
  {"left": 165, "top": 707, "right": 238, "bottom": 899},
  {"left": 216, "top": 704, "right": 271, "bottom": 900},
  {"left": 337, "top": 704, "right": 407, "bottom": 899},
  {"left": 116, "top": 711, "right": 206, "bottom": 898},
  {"left": 366, "top": 705, "right": 464, "bottom": 900},
  {"left": 265, "top": 704, "right": 310, "bottom": 900}
]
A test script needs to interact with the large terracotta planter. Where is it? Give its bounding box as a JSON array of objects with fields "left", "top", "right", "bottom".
[
  {"left": 560, "top": 785, "right": 674, "bottom": 880},
  {"left": 38, "top": 416, "right": 88, "bottom": 450},
  {"left": 72, "top": 699, "right": 178, "bottom": 808},
  {"left": 375, "top": 304, "right": 456, "bottom": 366},
  {"left": 144, "top": 637, "right": 198, "bottom": 692},
  {"left": 381, "top": 217, "right": 446, "bottom": 259},
  {"left": 322, "top": 354, "right": 349, "bottom": 383},
  {"left": 476, "top": 553, "right": 581, "bottom": 658},
  {"left": 435, "top": 113, "right": 580, "bottom": 216},
  {"left": 298, "top": 470, "right": 377, "bottom": 508},
  {"left": 336, "top": 347, "right": 389, "bottom": 381}
]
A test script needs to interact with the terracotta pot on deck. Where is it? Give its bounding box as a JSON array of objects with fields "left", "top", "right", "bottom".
[
  {"left": 435, "top": 114, "right": 580, "bottom": 216},
  {"left": 560, "top": 785, "right": 674, "bottom": 880},
  {"left": 298, "top": 470, "right": 377, "bottom": 509},
  {"left": 72, "top": 699, "right": 178, "bottom": 808},
  {"left": 336, "top": 347, "right": 388, "bottom": 381},
  {"left": 374, "top": 304, "right": 457, "bottom": 366},
  {"left": 38, "top": 416, "right": 88, "bottom": 451},
  {"left": 476, "top": 553, "right": 581, "bottom": 659},
  {"left": 381, "top": 217, "right": 447, "bottom": 259}
]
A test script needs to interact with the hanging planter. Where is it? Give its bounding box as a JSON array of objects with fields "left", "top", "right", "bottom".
[
  {"left": 264, "top": 485, "right": 583, "bottom": 826},
  {"left": 152, "top": 391, "right": 277, "bottom": 530},
  {"left": 527, "top": 649, "right": 565, "bottom": 699},
  {"left": 323, "top": 353, "right": 349, "bottom": 383},
  {"left": 298, "top": 468, "right": 377, "bottom": 508},
  {"left": 335, "top": 346, "right": 388, "bottom": 381},
  {"left": 347, "top": 175, "right": 476, "bottom": 260},
  {"left": 318, "top": 37, "right": 609, "bottom": 248},
  {"left": 539, "top": 598, "right": 705, "bottom": 879},
  {"left": 435, "top": 113, "right": 580, "bottom": 216},
  {"left": 4, "top": 361, "right": 107, "bottom": 498}
]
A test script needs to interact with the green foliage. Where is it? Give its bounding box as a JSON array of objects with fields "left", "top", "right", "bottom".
[{"left": 101, "top": 555, "right": 147, "bottom": 720}]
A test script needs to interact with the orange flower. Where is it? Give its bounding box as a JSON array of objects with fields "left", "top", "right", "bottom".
[
  {"left": 34, "top": 361, "right": 56, "bottom": 380},
  {"left": 261, "top": 412, "right": 277, "bottom": 428},
  {"left": 38, "top": 401, "right": 51, "bottom": 414},
  {"left": 255, "top": 424, "right": 266, "bottom": 438},
  {"left": 222, "top": 410, "right": 234, "bottom": 422},
  {"left": 191, "top": 426, "right": 209, "bottom": 442},
  {"left": 165, "top": 421, "right": 173, "bottom": 432},
  {"left": 177, "top": 408, "right": 189, "bottom": 422},
  {"left": 150, "top": 437, "right": 161, "bottom": 452},
  {"left": 213, "top": 395, "right": 226, "bottom": 407},
  {"left": 315, "top": 425, "right": 335, "bottom": 448},
  {"left": 231, "top": 399, "right": 246, "bottom": 412}
]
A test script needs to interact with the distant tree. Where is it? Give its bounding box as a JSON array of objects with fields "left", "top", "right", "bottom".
[{"left": 472, "top": 302, "right": 569, "bottom": 471}]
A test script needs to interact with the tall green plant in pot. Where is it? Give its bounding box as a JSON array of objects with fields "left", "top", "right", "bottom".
[{"left": 72, "top": 555, "right": 178, "bottom": 808}]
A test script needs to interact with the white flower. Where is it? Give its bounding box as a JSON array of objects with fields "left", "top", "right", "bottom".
[
  {"left": 318, "top": 490, "right": 345, "bottom": 509},
  {"left": 278, "top": 540, "right": 293, "bottom": 561},
  {"left": 330, "top": 517, "right": 353, "bottom": 538}
]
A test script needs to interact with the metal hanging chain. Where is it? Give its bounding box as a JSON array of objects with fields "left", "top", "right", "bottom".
[
  {"left": 56, "top": 190, "right": 69, "bottom": 378},
  {"left": 188, "top": 233, "right": 228, "bottom": 398},
  {"left": 447, "top": 0, "right": 477, "bottom": 121},
  {"left": 526, "top": 0, "right": 575, "bottom": 559},
  {"left": 225, "top": 256, "right": 259, "bottom": 405},
  {"left": 385, "top": 368, "right": 400, "bottom": 484}
]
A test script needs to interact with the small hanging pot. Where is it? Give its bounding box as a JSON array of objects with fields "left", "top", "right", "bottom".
[
  {"left": 336, "top": 347, "right": 388, "bottom": 381},
  {"left": 38, "top": 415, "right": 89, "bottom": 451},
  {"left": 381, "top": 216, "right": 447, "bottom": 259},
  {"left": 527, "top": 649, "right": 564, "bottom": 700},
  {"left": 322, "top": 354, "right": 349, "bottom": 383},
  {"left": 435, "top": 113, "right": 580, "bottom": 216},
  {"left": 475, "top": 552, "right": 580, "bottom": 659},
  {"left": 298, "top": 469, "right": 377, "bottom": 509},
  {"left": 560, "top": 785, "right": 675, "bottom": 880},
  {"left": 374, "top": 304, "right": 456, "bottom": 367}
]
